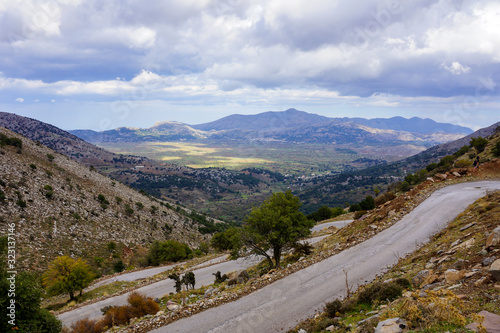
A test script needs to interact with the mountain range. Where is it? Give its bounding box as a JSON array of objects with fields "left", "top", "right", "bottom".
[{"left": 70, "top": 109, "right": 472, "bottom": 147}]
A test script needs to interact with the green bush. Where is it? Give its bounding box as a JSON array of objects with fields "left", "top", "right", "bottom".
[
  {"left": 97, "top": 194, "right": 109, "bottom": 205},
  {"left": 359, "top": 196, "right": 375, "bottom": 211},
  {"left": 307, "top": 206, "right": 333, "bottom": 221},
  {"left": 16, "top": 199, "right": 27, "bottom": 208},
  {"left": 357, "top": 281, "right": 404, "bottom": 305},
  {"left": 147, "top": 240, "right": 192, "bottom": 266},
  {"left": 43, "top": 185, "right": 54, "bottom": 199},
  {"left": 325, "top": 299, "right": 343, "bottom": 318},
  {"left": 0, "top": 134, "right": 22, "bottom": 149},
  {"left": 493, "top": 140, "right": 500, "bottom": 157},
  {"left": 113, "top": 260, "right": 125, "bottom": 273},
  {"left": 426, "top": 163, "right": 438, "bottom": 172},
  {"left": 349, "top": 203, "right": 361, "bottom": 212},
  {"left": 124, "top": 204, "right": 134, "bottom": 216},
  {"left": 393, "top": 277, "right": 411, "bottom": 289},
  {"left": 470, "top": 137, "right": 488, "bottom": 153},
  {"left": 400, "top": 181, "right": 411, "bottom": 192},
  {"left": 454, "top": 159, "right": 472, "bottom": 168},
  {"left": 453, "top": 145, "right": 470, "bottom": 157},
  {"left": 211, "top": 227, "right": 241, "bottom": 251}
]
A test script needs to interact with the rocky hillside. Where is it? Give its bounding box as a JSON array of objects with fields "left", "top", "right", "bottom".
[
  {"left": 0, "top": 112, "right": 125, "bottom": 167},
  {"left": 0, "top": 127, "right": 207, "bottom": 271}
]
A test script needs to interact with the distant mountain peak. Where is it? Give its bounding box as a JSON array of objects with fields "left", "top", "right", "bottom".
[{"left": 191, "top": 109, "right": 473, "bottom": 135}]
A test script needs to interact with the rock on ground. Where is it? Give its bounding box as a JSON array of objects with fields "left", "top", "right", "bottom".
[
  {"left": 466, "top": 310, "right": 500, "bottom": 333},
  {"left": 374, "top": 318, "right": 406, "bottom": 333}
]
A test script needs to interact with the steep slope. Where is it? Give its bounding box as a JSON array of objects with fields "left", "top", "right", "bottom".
[
  {"left": 0, "top": 112, "right": 123, "bottom": 166},
  {"left": 0, "top": 127, "right": 206, "bottom": 272}
]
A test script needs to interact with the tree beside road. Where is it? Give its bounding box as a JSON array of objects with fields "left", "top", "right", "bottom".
[{"left": 242, "top": 190, "right": 313, "bottom": 269}]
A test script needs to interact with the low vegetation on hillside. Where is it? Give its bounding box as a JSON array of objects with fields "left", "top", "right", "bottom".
[{"left": 0, "top": 127, "right": 209, "bottom": 272}]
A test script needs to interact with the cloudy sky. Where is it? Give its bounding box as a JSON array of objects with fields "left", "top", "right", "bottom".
[{"left": 1, "top": 0, "right": 499, "bottom": 131}]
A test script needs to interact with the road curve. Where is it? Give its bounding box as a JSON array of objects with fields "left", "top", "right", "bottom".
[
  {"left": 151, "top": 181, "right": 500, "bottom": 333},
  {"left": 311, "top": 220, "right": 354, "bottom": 232},
  {"left": 58, "top": 254, "right": 258, "bottom": 326},
  {"left": 58, "top": 221, "right": 350, "bottom": 327}
]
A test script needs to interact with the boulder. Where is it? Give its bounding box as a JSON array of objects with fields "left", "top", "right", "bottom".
[
  {"left": 435, "top": 173, "right": 448, "bottom": 180},
  {"left": 444, "top": 269, "right": 464, "bottom": 284},
  {"left": 166, "top": 302, "right": 180, "bottom": 311},
  {"left": 466, "top": 310, "right": 500, "bottom": 333},
  {"left": 489, "top": 259, "right": 500, "bottom": 281},
  {"left": 486, "top": 227, "right": 500, "bottom": 248},
  {"left": 374, "top": 318, "right": 406, "bottom": 333},
  {"left": 413, "top": 270, "right": 430, "bottom": 286},
  {"left": 451, "top": 238, "right": 475, "bottom": 251},
  {"left": 482, "top": 257, "right": 496, "bottom": 267}
]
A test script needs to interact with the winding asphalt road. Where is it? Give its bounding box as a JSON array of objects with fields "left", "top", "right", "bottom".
[
  {"left": 311, "top": 219, "right": 354, "bottom": 232},
  {"left": 58, "top": 231, "right": 338, "bottom": 327},
  {"left": 89, "top": 255, "right": 229, "bottom": 290},
  {"left": 150, "top": 180, "right": 500, "bottom": 333}
]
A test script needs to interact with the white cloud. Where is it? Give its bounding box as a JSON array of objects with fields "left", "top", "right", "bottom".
[
  {"left": 15, "top": 97, "right": 24, "bottom": 102},
  {"left": 441, "top": 61, "right": 471, "bottom": 75},
  {"left": 125, "top": 26, "right": 156, "bottom": 49},
  {"left": 130, "top": 70, "right": 162, "bottom": 86}
]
